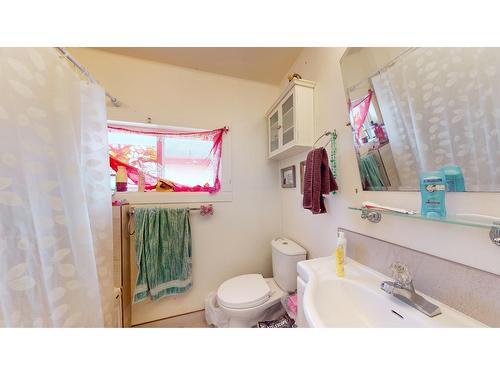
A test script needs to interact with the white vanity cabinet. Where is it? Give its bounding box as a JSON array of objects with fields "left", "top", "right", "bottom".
[{"left": 266, "top": 79, "right": 315, "bottom": 160}]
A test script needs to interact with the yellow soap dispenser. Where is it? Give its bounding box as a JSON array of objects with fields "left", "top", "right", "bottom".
[{"left": 335, "top": 231, "right": 346, "bottom": 277}]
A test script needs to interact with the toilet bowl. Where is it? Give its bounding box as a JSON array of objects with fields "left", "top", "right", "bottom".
[{"left": 214, "top": 238, "right": 307, "bottom": 327}]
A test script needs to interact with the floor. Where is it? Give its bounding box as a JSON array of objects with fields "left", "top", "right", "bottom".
[{"left": 133, "top": 310, "right": 210, "bottom": 328}]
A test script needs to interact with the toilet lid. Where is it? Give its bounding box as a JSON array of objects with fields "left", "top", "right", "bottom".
[{"left": 217, "top": 274, "right": 271, "bottom": 309}]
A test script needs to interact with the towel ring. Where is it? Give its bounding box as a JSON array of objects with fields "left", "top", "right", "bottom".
[{"left": 312, "top": 130, "right": 337, "bottom": 149}]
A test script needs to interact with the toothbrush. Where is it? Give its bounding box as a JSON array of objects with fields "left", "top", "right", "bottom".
[{"left": 362, "top": 201, "right": 417, "bottom": 215}]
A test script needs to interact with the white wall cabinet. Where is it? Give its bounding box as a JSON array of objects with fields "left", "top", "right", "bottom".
[{"left": 265, "top": 79, "right": 315, "bottom": 160}]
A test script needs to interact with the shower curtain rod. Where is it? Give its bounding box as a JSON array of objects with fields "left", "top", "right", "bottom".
[{"left": 55, "top": 47, "right": 121, "bottom": 107}]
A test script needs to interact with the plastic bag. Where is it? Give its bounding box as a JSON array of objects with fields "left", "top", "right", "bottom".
[
  {"left": 281, "top": 292, "right": 298, "bottom": 319},
  {"left": 204, "top": 292, "right": 229, "bottom": 328},
  {"left": 257, "top": 313, "right": 296, "bottom": 328}
]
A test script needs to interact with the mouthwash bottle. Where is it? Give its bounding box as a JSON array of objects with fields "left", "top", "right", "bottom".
[{"left": 440, "top": 165, "right": 465, "bottom": 192}]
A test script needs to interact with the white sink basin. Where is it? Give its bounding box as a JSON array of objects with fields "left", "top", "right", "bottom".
[{"left": 298, "top": 257, "right": 486, "bottom": 328}]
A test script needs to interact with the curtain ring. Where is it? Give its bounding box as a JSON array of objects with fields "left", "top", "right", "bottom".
[{"left": 127, "top": 215, "right": 135, "bottom": 236}]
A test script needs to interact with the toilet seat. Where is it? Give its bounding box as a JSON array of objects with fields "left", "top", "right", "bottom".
[{"left": 217, "top": 274, "right": 271, "bottom": 309}]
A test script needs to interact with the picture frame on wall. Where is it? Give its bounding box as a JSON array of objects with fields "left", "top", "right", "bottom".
[
  {"left": 300, "top": 161, "right": 306, "bottom": 194},
  {"left": 281, "top": 165, "right": 296, "bottom": 188}
]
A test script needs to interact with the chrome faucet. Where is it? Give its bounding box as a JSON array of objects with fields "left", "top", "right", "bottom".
[{"left": 380, "top": 262, "right": 441, "bottom": 318}]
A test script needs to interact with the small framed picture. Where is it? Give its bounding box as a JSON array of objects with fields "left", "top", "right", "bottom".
[
  {"left": 300, "top": 161, "right": 306, "bottom": 194},
  {"left": 281, "top": 165, "right": 296, "bottom": 188}
]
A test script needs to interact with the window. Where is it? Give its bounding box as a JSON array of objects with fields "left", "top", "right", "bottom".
[{"left": 108, "top": 122, "right": 227, "bottom": 193}]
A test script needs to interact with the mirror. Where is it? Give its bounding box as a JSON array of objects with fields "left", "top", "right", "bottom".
[{"left": 340, "top": 47, "right": 500, "bottom": 192}]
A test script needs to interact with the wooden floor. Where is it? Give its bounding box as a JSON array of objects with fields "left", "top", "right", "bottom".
[{"left": 133, "top": 310, "right": 210, "bottom": 328}]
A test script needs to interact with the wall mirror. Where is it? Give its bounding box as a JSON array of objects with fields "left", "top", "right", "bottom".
[{"left": 340, "top": 47, "right": 500, "bottom": 192}]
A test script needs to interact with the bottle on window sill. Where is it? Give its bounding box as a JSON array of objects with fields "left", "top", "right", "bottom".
[
  {"left": 138, "top": 172, "right": 145, "bottom": 192},
  {"left": 110, "top": 172, "right": 116, "bottom": 193},
  {"left": 116, "top": 166, "right": 128, "bottom": 192}
]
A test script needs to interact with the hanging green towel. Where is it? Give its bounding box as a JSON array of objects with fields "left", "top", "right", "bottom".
[
  {"left": 360, "top": 154, "right": 385, "bottom": 190},
  {"left": 133, "top": 207, "right": 192, "bottom": 303}
]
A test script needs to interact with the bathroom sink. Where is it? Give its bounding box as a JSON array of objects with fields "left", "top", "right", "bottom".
[{"left": 298, "top": 257, "right": 486, "bottom": 328}]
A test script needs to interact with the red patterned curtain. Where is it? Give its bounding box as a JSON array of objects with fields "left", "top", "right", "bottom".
[{"left": 108, "top": 124, "right": 228, "bottom": 193}]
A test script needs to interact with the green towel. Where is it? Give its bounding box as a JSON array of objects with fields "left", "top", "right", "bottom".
[
  {"left": 360, "top": 154, "right": 385, "bottom": 190},
  {"left": 133, "top": 207, "right": 192, "bottom": 303}
]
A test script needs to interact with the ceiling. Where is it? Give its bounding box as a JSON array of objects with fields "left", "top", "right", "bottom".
[{"left": 95, "top": 47, "right": 303, "bottom": 84}]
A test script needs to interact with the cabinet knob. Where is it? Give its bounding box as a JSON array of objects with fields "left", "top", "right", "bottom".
[{"left": 277, "top": 125, "right": 282, "bottom": 129}]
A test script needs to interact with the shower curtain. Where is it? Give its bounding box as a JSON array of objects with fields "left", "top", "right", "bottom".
[
  {"left": 371, "top": 47, "right": 500, "bottom": 191},
  {"left": 0, "top": 48, "right": 114, "bottom": 327}
]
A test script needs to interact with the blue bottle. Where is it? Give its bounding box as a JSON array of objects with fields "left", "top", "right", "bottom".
[
  {"left": 420, "top": 171, "right": 447, "bottom": 218},
  {"left": 440, "top": 165, "right": 465, "bottom": 192}
]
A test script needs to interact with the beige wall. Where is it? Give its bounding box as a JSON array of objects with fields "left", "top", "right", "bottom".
[
  {"left": 70, "top": 48, "right": 282, "bottom": 324},
  {"left": 278, "top": 47, "right": 500, "bottom": 276}
]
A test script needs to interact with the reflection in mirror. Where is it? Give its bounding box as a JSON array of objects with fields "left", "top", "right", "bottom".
[{"left": 340, "top": 47, "right": 500, "bottom": 192}]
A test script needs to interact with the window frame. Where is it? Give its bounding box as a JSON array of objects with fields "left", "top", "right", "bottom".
[{"left": 108, "top": 120, "right": 232, "bottom": 204}]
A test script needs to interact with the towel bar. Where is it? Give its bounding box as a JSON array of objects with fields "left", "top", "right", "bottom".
[
  {"left": 128, "top": 206, "right": 203, "bottom": 216},
  {"left": 127, "top": 205, "right": 213, "bottom": 236}
]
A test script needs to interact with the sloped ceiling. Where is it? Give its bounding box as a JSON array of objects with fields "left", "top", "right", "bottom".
[{"left": 95, "top": 47, "right": 303, "bottom": 84}]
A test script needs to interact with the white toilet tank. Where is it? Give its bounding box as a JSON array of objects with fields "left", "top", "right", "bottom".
[{"left": 271, "top": 238, "right": 307, "bottom": 292}]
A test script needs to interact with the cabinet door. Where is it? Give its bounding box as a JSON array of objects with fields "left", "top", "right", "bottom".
[
  {"left": 269, "top": 109, "right": 280, "bottom": 153},
  {"left": 281, "top": 92, "right": 295, "bottom": 146}
]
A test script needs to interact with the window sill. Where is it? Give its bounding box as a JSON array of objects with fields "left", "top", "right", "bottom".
[{"left": 113, "top": 191, "right": 233, "bottom": 205}]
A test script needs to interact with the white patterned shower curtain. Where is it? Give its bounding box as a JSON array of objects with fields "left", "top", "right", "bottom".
[
  {"left": 372, "top": 47, "right": 500, "bottom": 191},
  {"left": 0, "top": 48, "right": 114, "bottom": 327}
]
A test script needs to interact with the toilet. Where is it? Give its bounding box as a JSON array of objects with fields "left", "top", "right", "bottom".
[{"left": 215, "top": 237, "right": 307, "bottom": 327}]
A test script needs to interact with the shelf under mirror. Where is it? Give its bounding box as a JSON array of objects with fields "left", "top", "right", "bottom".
[{"left": 348, "top": 206, "right": 500, "bottom": 246}]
